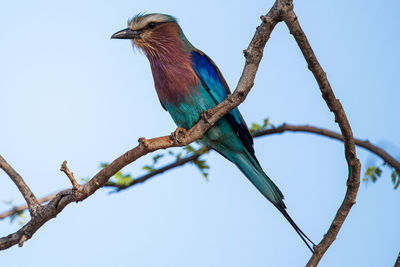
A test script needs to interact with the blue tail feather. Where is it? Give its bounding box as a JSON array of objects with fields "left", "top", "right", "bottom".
[
  {"left": 230, "top": 150, "right": 285, "bottom": 207},
  {"left": 228, "top": 150, "right": 315, "bottom": 253}
]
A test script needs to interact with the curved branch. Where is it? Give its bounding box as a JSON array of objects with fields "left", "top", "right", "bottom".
[
  {"left": 3, "top": 123, "right": 398, "bottom": 224},
  {"left": 280, "top": 1, "right": 361, "bottom": 265},
  {"left": 0, "top": 155, "right": 41, "bottom": 216},
  {"left": 0, "top": 2, "right": 282, "bottom": 251},
  {"left": 104, "top": 149, "right": 205, "bottom": 192},
  {"left": 254, "top": 124, "right": 400, "bottom": 173}
]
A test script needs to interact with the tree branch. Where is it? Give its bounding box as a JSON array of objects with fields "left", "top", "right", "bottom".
[
  {"left": 254, "top": 124, "right": 400, "bottom": 173},
  {"left": 0, "top": 155, "right": 41, "bottom": 217},
  {"left": 279, "top": 1, "right": 361, "bottom": 265},
  {"left": 3, "top": 123, "right": 397, "bottom": 225},
  {"left": 0, "top": 193, "right": 56, "bottom": 221},
  {"left": 104, "top": 148, "right": 205, "bottom": 192},
  {"left": 0, "top": 1, "right": 282, "bottom": 251}
]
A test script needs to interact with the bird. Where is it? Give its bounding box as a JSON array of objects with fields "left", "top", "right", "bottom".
[{"left": 111, "top": 13, "right": 315, "bottom": 253}]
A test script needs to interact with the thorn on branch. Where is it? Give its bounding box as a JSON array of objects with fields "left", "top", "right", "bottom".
[
  {"left": 18, "top": 234, "right": 28, "bottom": 247},
  {"left": 60, "top": 161, "right": 82, "bottom": 191},
  {"left": 138, "top": 137, "right": 149, "bottom": 148},
  {"left": 260, "top": 15, "right": 267, "bottom": 23}
]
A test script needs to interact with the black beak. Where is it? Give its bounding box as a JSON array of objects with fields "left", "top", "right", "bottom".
[{"left": 111, "top": 28, "right": 140, "bottom": 39}]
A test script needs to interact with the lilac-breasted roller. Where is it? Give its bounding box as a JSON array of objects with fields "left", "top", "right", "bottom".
[{"left": 112, "top": 13, "right": 314, "bottom": 252}]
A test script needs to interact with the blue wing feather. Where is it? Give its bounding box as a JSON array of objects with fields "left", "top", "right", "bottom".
[{"left": 190, "top": 50, "right": 257, "bottom": 163}]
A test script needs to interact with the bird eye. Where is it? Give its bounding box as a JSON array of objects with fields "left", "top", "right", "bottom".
[{"left": 148, "top": 22, "right": 157, "bottom": 29}]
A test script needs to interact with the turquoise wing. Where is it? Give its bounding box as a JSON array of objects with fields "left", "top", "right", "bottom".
[{"left": 190, "top": 49, "right": 257, "bottom": 162}]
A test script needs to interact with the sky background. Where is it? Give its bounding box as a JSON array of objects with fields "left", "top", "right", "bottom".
[{"left": 1, "top": 0, "right": 399, "bottom": 266}]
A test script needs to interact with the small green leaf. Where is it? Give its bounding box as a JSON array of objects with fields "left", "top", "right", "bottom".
[
  {"left": 364, "top": 165, "right": 380, "bottom": 183},
  {"left": 391, "top": 171, "right": 396, "bottom": 184},
  {"left": 80, "top": 177, "right": 90, "bottom": 182},
  {"left": 394, "top": 178, "right": 400, "bottom": 189},
  {"left": 2, "top": 200, "right": 13, "bottom": 205},
  {"left": 114, "top": 172, "right": 133, "bottom": 186},
  {"left": 142, "top": 165, "right": 156, "bottom": 173},
  {"left": 192, "top": 158, "right": 210, "bottom": 180},
  {"left": 184, "top": 145, "right": 196, "bottom": 153},
  {"left": 392, "top": 170, "right": 400, "bottom": 189},
  {"left": 152, "top": 154, "right": 164, "bottom": 164},
  {"left": 365, "top": 166, "right": 375, "bottom": 176},
  {"left": 249, "top": 118, "right": 273, "bottom": 134},
  {"left": 9, "top": 210, "right": 24, "bottom": 224},
  {"left": 249, "top": 123, "right": 261, "bottom": 134},
  {"left": 374, "top": 167, "right": 382, "bottom": 177},
  {"left": 364, "top": 164, "right": 400, "bottom": 190},
  {"left": 262, "top": 118, "right": 270, "bottom": 128}
]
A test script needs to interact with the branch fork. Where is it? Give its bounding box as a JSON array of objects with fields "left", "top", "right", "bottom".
[{"left": 0, "top": 155, "right": 42, "bottom": 217}]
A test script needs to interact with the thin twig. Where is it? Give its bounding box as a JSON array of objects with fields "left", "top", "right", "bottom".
[
  {"left": 0, "top": 155, "right": 41, "bottom": 216},
  {"left": 280, "top": 1, "right": 361, "bottom": 265},
  {"left": 104, "top": 150, "right": 204, "bottom": 192},
  {"left": 60, "top": 161, "right": 82, "bottom": 190}
]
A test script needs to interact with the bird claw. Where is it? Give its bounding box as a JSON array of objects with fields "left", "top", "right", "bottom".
[
  {"left": 171, "top": 127, "right": 187, "bottom": 144},
  {"left": 201, "top": 110, "right": 214, "bottom": 126}
]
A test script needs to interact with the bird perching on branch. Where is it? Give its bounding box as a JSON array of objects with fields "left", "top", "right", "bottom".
[{"left": 112, "top": 13, "right": 315, "bottom": 253}]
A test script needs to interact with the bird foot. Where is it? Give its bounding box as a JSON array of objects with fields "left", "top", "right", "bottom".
[
  {"left": 171, "top": 127, "right": 187, "bottom": 144},
  {"left": 201, "top": 110, "right": 214, "bottom": 126}
]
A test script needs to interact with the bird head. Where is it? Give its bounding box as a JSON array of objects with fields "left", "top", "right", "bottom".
[{"left": 111, "top": 13, "right": 192, "bottom": 58}]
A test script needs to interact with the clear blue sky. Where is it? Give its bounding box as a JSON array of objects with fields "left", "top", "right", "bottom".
[{"left": 1, "top": 0, "right": 399, "bottom": 266}]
